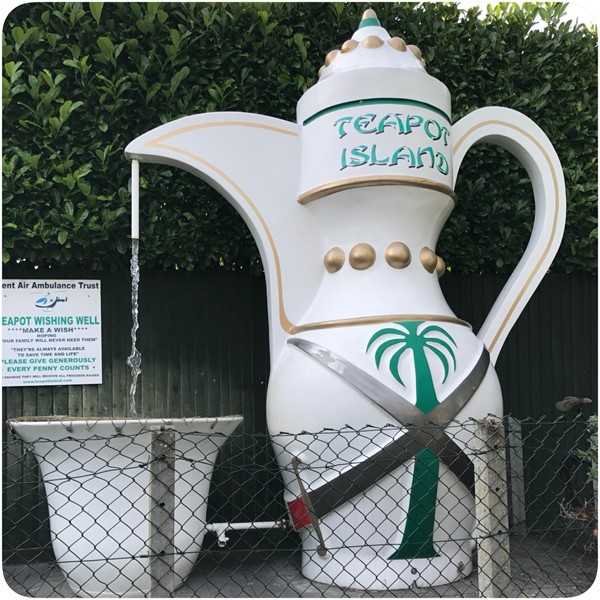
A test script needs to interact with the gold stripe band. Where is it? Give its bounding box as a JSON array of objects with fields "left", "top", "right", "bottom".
[
  {"left": 149, "top": 120, "right": 299, "bottom": 144},
  {"left": 298, "top": 175, "right": 458, "bottom": 205},
  {"left": 290, "top": 314, "right": 471, "bottom": 334}
]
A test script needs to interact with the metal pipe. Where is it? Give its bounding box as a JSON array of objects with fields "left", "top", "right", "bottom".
[
  {"left": 207, "top": 521, "right": 284, "bottom": 532},
  {"left": 131, "top": 159, "right": 140, "bottom": 240},
  {"left": 206, "top": 520, "right": 289, "bottom": 547}
]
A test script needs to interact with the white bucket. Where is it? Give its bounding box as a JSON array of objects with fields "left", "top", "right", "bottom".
[{"left": 7, "top": 416, "right": 243, "bottom": 598}]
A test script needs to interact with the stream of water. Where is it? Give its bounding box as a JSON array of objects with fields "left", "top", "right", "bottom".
[{"left": 126, "top": 239, "right": 142, "bottom": 417}]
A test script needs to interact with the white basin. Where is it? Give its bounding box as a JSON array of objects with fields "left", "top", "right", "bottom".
[{"left": 7, "top": 416, "right": 243, "bottom": 597}]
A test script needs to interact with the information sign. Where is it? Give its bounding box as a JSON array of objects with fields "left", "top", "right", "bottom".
[{"left": 2, "top": 280, "right": 102, "bottom": 387}]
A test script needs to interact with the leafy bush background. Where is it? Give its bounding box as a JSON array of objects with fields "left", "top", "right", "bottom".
[{"left": 3, "top": 2, "right": 597, "bottom": 273}]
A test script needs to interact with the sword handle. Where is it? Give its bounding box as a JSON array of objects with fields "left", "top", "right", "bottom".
[{"left": 291, "top": 456, "right": 327, "bottom": 557}]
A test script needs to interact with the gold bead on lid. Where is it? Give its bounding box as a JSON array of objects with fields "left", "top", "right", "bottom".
[
  {"left": 341, "top": 39, "right": 359, "bottom": 54},
  {"left": 388, "top": 37, "right": 407, "bottom": 52},
  {"left": 408, "top": 44, "right": 422, "bottom": 59},
  {"left": 361, "top": 35, "right": 384, "bottom": 49},
  {"left": 313, "top": 8, "right": 429, "bottom": 82},
  {"left": 325, "top": 49, "right": 340, "bottom": 66}
]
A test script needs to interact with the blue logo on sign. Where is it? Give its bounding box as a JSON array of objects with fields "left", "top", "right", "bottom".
[{"left": 35, "top": 293, "right": 68, "bottom": 309}]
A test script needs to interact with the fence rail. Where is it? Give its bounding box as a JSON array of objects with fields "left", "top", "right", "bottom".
[{"left": 2, "top": 416, "right": 597, "bottom": 597}]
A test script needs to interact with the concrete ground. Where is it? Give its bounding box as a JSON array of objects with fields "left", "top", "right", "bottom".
[{"left": 3, "top": 535, "right": 596, "bottom": 598}]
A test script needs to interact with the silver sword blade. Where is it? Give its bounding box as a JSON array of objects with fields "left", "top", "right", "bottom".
[
  {"left": 287, "top": 337, "right": 489, "bottom": 497},
  {"left": 288, "top": 337, "right": 424, "bottom": 425}
]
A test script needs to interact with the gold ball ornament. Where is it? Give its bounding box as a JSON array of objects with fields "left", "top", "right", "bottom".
[
  {"left": 349, "top": 243, "right": 376, "bottom": 270},
  {"left": 362, "top": 36, "right": 384, "bottom": 49},
  {"left": 388, "top": 37, "right": 407, "bottom": 52},
  {"left": 325, "top": 49, "right": 340, "bottom": 66},
  {"left": 420, "top": 247, "right": 437, "bottom": 273},
  {"left": 323, "top": 247, "right": 345, "bottom": 273},
  {"left": 341, "top": 39, "right": 359, "bottom": 54},
  {"left": 408, "top": 44, "right": 422, "bottom": 59},
  {"left": 436, "top": 256, "right": 446, "bottom": 278},
  {"left": 384, "top": 242, "right": 411, "bottom": 269}
]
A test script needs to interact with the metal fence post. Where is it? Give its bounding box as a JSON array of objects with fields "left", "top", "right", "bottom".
[
  {"left": 505, "top": 416, "right": 526, "bottom": 537},
  {"left": 474, "top": 419, "right": 512, "bottom": 597},
  {"left": 149, "top": 426, "right": 176, "bottom": 597}
]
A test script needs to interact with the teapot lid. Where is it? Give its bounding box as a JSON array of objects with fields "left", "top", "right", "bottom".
[
  {"left": 317, "top": 9, "right": 427, "bottom": 81},
  {"left": 297, "top": 9, "right": 450, "bottom": 124}
]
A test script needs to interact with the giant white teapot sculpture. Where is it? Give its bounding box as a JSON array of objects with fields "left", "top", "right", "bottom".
[{"left": 126, "top": 10, "right": 565, "bottom": 589}]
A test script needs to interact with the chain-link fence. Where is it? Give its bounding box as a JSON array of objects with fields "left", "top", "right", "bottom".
[{"left": 2, "top": 416, "right": 597, "bottom": 597}]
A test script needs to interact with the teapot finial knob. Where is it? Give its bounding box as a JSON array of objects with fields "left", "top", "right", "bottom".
[{"left": 360, "top": 9, "right": 381, "bottom": 28}]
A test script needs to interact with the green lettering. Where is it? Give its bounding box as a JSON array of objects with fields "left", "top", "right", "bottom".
[
  {"left": 440, "top": 126, "right": 450, "bottom": 146},
  {"left": 394, "top": 115, "right": 406, "bottom": 134},
  {"left": 436, "top": 152, "right": 449, "bottom": 175},
  {"left": 349, "top": 145, "right": 369, "bottom": 167},
  {"left": 376, "top": 114, "right": 400, "bottom": 134},
  {"left": 390, "top": 146, "right": 416, "bottom": 167},
  {"left": 405, "top": 115, "right": 423, "bottom": 134},
  {"left": 340, "top": 147, "right": 348, "bottom": 170},
  {"left": 334, "top": 116, "right": 353, "bottom": 138},
  {"left": 424, "top": 119, "right": 442, "bottom": 141},
  {"left": 354, "top": 113, "right": 377, "bottom": 134},
  {"left": 416, "top": 147, "right": 435, "bottom": 169},
  {"left": 370, "top": 144, "right": 388, "bottom": 165}
]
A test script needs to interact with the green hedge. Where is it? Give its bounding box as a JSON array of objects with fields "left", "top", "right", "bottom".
[{"left": 2, "top": 2, "right": 597, "bottom": 273}]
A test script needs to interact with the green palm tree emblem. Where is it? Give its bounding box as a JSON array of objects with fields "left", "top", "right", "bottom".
[{"left": 367, "top": 321, "right": 457, "bottom": 559}]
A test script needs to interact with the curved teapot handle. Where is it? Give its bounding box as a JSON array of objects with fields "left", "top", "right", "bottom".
[{"left": 452, "top": 107, "right": 566, "bottom": 365}]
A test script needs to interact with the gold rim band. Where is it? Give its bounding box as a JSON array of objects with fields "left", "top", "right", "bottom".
[
  {"left": 290, "top": 314, "right": 471, "bottom": 334},
  {"left": 298, "top": 175, "right": 457, "bottom": 205}
]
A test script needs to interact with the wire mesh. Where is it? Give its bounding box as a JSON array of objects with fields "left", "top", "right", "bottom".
[{"left": 2, "top": 415, "right": 597, "bottom": 597}]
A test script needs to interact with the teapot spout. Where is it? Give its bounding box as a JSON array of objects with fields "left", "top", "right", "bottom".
[{"left": 125, "top": 112, "right": 322, "bottom": 363}]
